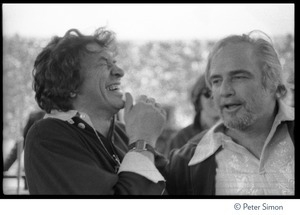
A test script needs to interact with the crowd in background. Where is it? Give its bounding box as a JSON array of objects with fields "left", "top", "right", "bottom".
[{"left": 3, "top": 30, "right": 294, "bottom": 195}]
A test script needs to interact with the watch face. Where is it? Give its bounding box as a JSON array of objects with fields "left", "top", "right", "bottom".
[
  {"left": 135, "top": 140, "right": 147, "bottom": 150},
  {"left": 129, "top": 140, "right": 156, "bottom": 155}
]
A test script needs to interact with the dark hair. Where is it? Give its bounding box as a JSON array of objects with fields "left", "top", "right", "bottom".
[
  {"left": 190, "top": 74, "right": 210, "bottom": 128},
  {"left": 32, "top": 27, "right": 116, "bottom": 113},
  {"left": 190, "top": 74, "right": 210, "bottom": 113}
]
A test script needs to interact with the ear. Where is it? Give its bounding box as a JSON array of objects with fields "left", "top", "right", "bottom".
[{"left": 275, "top": 84, "right": 287, "bottom": 99}]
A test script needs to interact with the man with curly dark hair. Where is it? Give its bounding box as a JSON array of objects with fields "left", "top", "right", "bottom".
[{"left": 24, "top": 27, "right": 167, "bottom": 195}]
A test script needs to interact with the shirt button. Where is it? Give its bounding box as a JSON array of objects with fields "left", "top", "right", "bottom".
[
  {"left": 67, "top": 119, "right": 74, "bottom": 124},
  {"left": 78, "top": 123, "right": 85, "bottom": 129}
]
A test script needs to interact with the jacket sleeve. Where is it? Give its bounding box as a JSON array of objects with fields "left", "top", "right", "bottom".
[
  {"left": 24, "top": 120, "right": 165, "bottom": 195},
  {"left": 155, "top": 144, "right": 197, "bottom": 195},
  {"left": 155, "top": 130, "right": 208, "bottom": 195}
]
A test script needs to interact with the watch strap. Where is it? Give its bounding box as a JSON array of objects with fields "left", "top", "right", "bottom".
[{"left": 128, "top": 140, "right": 156, "bottom": 155}]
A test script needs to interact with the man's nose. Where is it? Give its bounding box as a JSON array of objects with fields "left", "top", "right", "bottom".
[
  {"left": 220, "top": 79, "right": 235, "bottom": 97},
  {"left": 112, "top": 65, "right": 125, "bottom": 77}
]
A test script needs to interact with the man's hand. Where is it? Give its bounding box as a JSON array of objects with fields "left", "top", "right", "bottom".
[{"left": 124, "top": 92, "right": 166, "bottom": 147}]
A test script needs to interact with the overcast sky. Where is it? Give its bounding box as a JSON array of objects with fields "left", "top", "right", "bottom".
[{"left": 3, "top": 4, "right": 294, "bottom": 41}]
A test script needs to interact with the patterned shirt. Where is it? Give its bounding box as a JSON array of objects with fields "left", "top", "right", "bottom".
[{"left": 188, "top": 101, "right": 294, "bottom": 195}]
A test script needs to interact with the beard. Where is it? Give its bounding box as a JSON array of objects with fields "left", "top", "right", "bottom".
[{"left": 221, "top": 107, "right": 257, "bottom": 131}]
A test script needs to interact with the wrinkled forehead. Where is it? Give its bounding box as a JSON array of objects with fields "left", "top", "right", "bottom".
[
  {"left": 85, "top": 42, "right": 116, "bottom": 58},
  {"left": 210, "top": 42, "right": 257, "bottom": 69},
  {"left": 209, "top": 42, "right": 261, "bottom": 79},
  {"left": 80, "top": 43, "right": 116, "bottom": 66},
  {"left": 79, "top": 43, "right": 115, "bottom": 69},
  {"left": 214, "top": 42, "right": 255, "bottom": 60}
]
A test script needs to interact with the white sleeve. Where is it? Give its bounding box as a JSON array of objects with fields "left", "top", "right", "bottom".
[{"left": 118, "top": 151, "right": 165, "bottom": 183}]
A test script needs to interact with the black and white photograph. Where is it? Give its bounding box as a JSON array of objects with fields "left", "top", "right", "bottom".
[{"left": 2, "top": 3, "right": 296, "bottom": 214}]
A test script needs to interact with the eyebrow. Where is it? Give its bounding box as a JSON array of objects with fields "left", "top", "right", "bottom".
[
  {"left": 94, "top": 57, "right": 109, "bottom": 67},
  {"left": 209, "top": 69, "right": 254, "bottom": 82},
  {"left": 229, "top": 70, "right": 253, "bottom": 77},
  {"left": 98, "top": 56, "right": 108, "bottom": 62},
  {"left": 96, "top": 56, "right": 117, "bottom": 67}
]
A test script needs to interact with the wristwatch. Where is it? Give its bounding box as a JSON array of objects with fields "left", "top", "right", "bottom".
[{"left": 128, "top": 139, "right": 156, "bottom": 155}]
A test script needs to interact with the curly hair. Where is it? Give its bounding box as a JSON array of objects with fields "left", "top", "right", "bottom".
[
  {"left": 205, "top": 30, "right": 286, "bottom": 98},
  {"left": 32, "top": 27, "right": 116, "bottom": 113}
]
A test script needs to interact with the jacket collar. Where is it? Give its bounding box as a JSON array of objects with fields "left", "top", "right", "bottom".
[
  {"left": 44, "top": 110, "right": 94, "bottom": 128},
  {"left": 188, "top": 100, "right": 294, "bottom": 167}
]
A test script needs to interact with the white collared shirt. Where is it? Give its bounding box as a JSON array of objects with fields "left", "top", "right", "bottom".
[{"left": 188, "top": 101, "right": 294, "bottom": 195}]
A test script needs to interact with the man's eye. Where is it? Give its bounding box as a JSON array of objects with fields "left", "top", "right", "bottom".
[
  {"left": 107, "top": 60, "right": 116, "bottom": 69},
  {"left": 106, "top": 62, "right": 112, "bottom": 68},
  {"left": 211, "top": 79, "right": 221, "bottom": 86},
  {"left": 233, "top": 76, "right": 246, "bottom": 80}
]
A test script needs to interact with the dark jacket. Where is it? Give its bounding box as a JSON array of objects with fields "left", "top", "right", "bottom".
[
  {"left": 25, "top": 116, "right": 165, "bottom": 195},
  {"left": 167, "top": 124, "right": 203, "bottom": 155}
]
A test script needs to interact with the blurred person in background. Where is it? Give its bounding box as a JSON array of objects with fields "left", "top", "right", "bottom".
[
  {"left": 152, "top": 31, "right": 294, "bottom": 195},
  {"left": 24, "top": 27, "right": 166, "bottom": 195},
  {"left": 3, "top": 110, "right": 45, "bottom": 190},
  {"left": 165, "top": 74, "right": 220, "bottom": 155},
  {"left": 3, "top": 110, "right": 45, "bottom": 172},
  {"left": 155, "top": 105, "right": 177, "bottom": 157},
  {"left": 283, "top": 70, "right": 294, "bottom": 107}
]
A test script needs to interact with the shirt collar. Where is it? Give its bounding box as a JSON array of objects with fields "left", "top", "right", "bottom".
[
  {"left": 44, "top": 109, "right": 94, "bottom": 128},
  {"left": 275, "top": 99, "right": 294, "bottom": 122},
  {"left": 188, "top": 121, "right": 223, "bottom": 166},
  {"left": 269, "top": 100, "right": 294, "bottom": 131},
  {"left": 188, "top": 100, "right": 294, "bottom": 167}
]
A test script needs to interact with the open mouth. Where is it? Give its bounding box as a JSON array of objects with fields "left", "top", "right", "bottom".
[
  {"left": 223, "top": 104, "right": 242, "bottom": 112},
  {"left": 106, "top": 84, "right": 120, "bottom": 91}
]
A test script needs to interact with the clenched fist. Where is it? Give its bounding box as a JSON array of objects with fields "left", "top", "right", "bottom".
[{"left": 124, "top": 92, "right": 166, "bottom": 147}]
